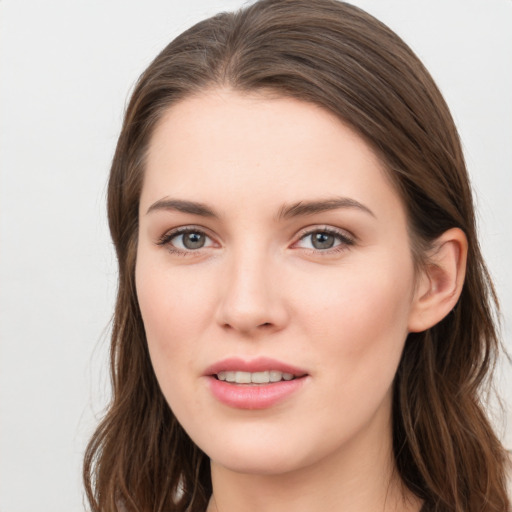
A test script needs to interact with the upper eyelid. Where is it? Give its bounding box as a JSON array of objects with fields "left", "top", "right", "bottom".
[
  {"left": 160, "top": 224, "right": 214, "bottom": 237},
  {"left": 294, "top": 224, "right": 355, "bottom": 241},
  {"left": 157, "top": 225, "right": 217, "bottom": 246}
]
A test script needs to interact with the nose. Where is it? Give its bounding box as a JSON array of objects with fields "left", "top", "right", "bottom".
[{"left": 215, "top": 250, "right": 289, "bottom": 336}]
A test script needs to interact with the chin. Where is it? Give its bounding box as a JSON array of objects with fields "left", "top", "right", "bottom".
[
  {"left": 209, "top": 445, "right": 311, "bottom": 476},
  {"left": 190, "top": 420, "right": 344, "bottom": 478}
]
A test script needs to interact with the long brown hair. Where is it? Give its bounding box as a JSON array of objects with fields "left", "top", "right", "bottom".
[{"left": 83, "top": 1, "right": 510, "bottom": 510}]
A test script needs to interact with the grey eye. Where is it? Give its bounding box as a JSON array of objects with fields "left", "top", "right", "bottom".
[
  {"left": 311, "top": 232, "right": 336, "bottom": 249},
  {"left": 295, "top": 228, "right": 352, "bottom": 252},
  {"left": 181, "top": 232, "right": 206, "bottom": 249}
]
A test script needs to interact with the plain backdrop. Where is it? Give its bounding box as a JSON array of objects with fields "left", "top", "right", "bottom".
[{"left": 1, "top": 1, "right": 511, "bottom": 510}]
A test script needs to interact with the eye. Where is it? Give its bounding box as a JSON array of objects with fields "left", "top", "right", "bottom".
[
  {"left": 308, "top": 232, "right": 338, "bottom": 250},
  {"left": 157, "top": 227, "right": 216, "bottom": 253},
  {"left": 294, "top": 227, "right": 354, "bottom": 252},
  {"left": 176, "top": 231, "right": 208, "bottom": 250}
]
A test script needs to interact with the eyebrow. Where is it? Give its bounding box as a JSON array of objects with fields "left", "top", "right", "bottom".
[
  {"left": 146, "top": 198, "right": 217, "bottom": 217},
  {"left": 146, "top": 196, "right": 375, "bottom": 219},
  {"left": 277, "top": 197, "right": 375, "bottom": 219}
]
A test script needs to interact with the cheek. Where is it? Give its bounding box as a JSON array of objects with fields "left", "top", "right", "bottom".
[
  {"left": 135, "top": 258, "right": 213, "bottom": 398},
  {"left": 136, "top": 259, "right": 212, "bottom": 344},
  {"left": 297, "top": 257, "right": 414, "bottom": 385},
  {"left": 136, "top": 265, "right": 210, "bottom": 422}
]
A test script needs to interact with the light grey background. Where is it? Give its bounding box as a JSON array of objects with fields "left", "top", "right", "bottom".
[{"left": 1, "top": 1, "right": 511, "bottom": 511}]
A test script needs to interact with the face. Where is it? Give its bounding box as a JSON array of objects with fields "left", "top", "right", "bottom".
[{"left": 136, "top": 89, "right": 421, "bottom": 477}]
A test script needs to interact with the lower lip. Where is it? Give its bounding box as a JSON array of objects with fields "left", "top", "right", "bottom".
[{"left": 207, "top": 376, "right": 307, "bottom": 409}]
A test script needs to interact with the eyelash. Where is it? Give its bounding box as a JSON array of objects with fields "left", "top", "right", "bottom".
[
  {"left": 293, "top": 226, "right": 355, "bottom": 255},
  {"left": 156, "top": 225, "right": 355, "bottom": 256},
  {"left": 156, "top": 226, "right": 215, "bottom": 257}
]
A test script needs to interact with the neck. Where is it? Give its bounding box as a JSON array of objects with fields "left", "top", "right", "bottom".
[{"left": 206, "top": 406, "right": 422, "bottom": 512}]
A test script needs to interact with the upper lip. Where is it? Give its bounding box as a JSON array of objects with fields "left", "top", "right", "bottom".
[{"left": 204, "top": 357, "right": 308, "bottom": 377}]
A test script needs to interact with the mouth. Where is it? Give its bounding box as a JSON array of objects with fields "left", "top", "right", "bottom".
[
  {"left": 205, "top": 357, "right": 308, "bottom": 384},
  {"left": 204, "top": 358, "right": 309, "bottom": 409},
  {"left": 215, "top": 370, "right": 301, "bottom": 384}
]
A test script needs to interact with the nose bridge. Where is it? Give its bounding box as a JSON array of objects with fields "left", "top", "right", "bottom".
[{"left": 216, "top": 240, "right": 285, "bottom": 334}]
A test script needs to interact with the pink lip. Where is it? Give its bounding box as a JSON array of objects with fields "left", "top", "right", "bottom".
[
  {"left": 204, "top": 357, "right": 307, "bottom": 376},
  {"left": 204, "top": 357, "right": 309, "bottom": 410}
]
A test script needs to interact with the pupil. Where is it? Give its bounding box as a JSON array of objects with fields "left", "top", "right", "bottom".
[
  {"left": 183, "top": 232, "right": 205, "bottom": 249},
  {"left": 312, "top": 232, "right": 334, "bottom": 249}
]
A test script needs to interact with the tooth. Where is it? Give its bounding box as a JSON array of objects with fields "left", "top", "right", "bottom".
[
  {"left": 218, "top": 370, "right": 297, "bottom": 384},
  {"left": 235, "top": 371, "right": 252, "bottom": 384},
  {"left": 251, "top": 371, "right": 270, "bottom": 384},
  {"left": 225, "top": 371, "right": 236, "bottom": 383},
  {"left": 269, "top": 370, "right": 283, "bottom": 382}
]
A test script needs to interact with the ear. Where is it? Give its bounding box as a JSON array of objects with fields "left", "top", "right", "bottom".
[{"left": 408, "top": 228, "right": 468, "bottom": 333}]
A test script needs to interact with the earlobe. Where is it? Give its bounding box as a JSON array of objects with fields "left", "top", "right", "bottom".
[{"left": 408, "top": 228, "right": 468, "bottom": 333}]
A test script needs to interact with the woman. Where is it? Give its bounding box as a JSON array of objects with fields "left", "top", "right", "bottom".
[{"left": 83, "top": 0, "right": 511, "bottom": 510}]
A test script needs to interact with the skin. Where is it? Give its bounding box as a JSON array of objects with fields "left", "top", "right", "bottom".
[{"left": 136, "top": 89, "right": 465, "bottom": 512}]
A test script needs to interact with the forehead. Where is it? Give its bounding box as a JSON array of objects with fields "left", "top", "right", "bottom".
[{"left": 141, "top": 88, "right": 403, "bottom": 221}]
